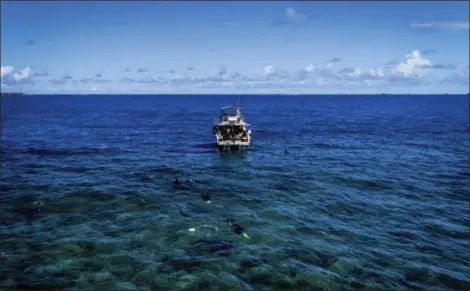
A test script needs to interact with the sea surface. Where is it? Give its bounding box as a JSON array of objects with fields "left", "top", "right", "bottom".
[{"left": 0, "top": 94, "right": 469, "bottom": 291}]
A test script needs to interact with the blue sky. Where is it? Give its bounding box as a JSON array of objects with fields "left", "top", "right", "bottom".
[{"left": 1, "top": 1, "right": 469, "bottom": 94}]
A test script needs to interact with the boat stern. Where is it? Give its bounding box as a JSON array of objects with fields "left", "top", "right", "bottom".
[{"left": 216, "top": 135, "right": 250, "bottom": 150}]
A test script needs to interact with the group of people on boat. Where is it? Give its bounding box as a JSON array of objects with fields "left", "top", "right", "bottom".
[{"left": 218, "top": 125, "right": 249, "bottom": 142}]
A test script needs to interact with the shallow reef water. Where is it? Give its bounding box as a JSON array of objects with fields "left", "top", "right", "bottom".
[{"left": 0, "top": 94, "right": 469, "bottom": 290}]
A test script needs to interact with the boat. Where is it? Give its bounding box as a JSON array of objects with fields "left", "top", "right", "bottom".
[{"left": 212, "top": 106, "right": 252, "bottom": 150}]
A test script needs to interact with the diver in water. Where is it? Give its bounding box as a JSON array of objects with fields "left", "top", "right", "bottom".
[
  {"left": 202, "top": 191, "right": 211, "bottom": 203},
  {"left": 32, "top": 208, "right": 41, "bottom": 221},
  {"left": 31, "top": 201, "right": 44, "bottom": 221},
  {"left": 231, "top": 223, "right": 244, "bottom": 234},
  {"left": 229, "top": 222, "right": 250, "bottom": 239},
  {"left": 174, "top": 176, "right": 197, "bottom": 187}
]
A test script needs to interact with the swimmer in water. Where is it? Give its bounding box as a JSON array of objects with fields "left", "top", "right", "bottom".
[
  {"left": 231, "top": 223, "right": 244, "bottom": 234},
  {"left": 202, "top": 191, "right": 211, "bottom": 203},
  {"left": 31, "top": 201, "right": 43, "bottom": 221},
  {"left": 174, "top": 177, "right": 198, "bottom": 188},
  {"left": 229, "top": 222, "right": 250, "bottom": 239},
  {"left": 32, "top": 208, "right": 41, "bottom": 221},
  {"left": 284, "top": 149, "right": 288, "bottom": 154}
]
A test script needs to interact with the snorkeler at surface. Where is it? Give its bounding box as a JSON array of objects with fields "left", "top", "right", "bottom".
[
  {"left": 174, "top": 177, "right": 197, "bottom": 187},
  {"left": 202, "top": 191, "right": 211, "bottom": 203},
  {"left": 229, "top": 222, "right": 250, "bottom": 239},
  {"left": 32, "top": 208, "right": 41, "bottom": 221},
  {"left": 31, "top": 201, "right": 43, "bottom": 221},
  {"left": 231, "top": 223, "right": 244, "bottom": 234}
]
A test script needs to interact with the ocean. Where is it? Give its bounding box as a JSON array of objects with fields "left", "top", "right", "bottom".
[{"left": 1, "top": 94, "right": 469, "bottom": 290}]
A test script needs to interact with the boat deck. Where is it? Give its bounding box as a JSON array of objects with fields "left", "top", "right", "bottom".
[
  {"left": 217, "top": 140, "right": 249, "bottom": 146},
  {"left": 217, "top": 140, "right": 249, "bottom": 150}
]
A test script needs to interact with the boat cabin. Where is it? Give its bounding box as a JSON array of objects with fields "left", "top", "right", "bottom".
[{"left": 218, "top": 106, "right": 243, "bottom": 123}]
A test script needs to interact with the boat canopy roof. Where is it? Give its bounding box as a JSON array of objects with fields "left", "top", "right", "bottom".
[
  {"left": 216, "top": 121, "right": 250, "bottom": 126},
  {"left": 219, "top": 106, "right": 241, "bottom": 115}
]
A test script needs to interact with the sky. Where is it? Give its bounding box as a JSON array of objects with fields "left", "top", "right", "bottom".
[{"left": 1, "top": 0, "right": 469, "bottom": 94}]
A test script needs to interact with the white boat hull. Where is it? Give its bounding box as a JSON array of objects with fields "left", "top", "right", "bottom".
[{"left": 215, "top": 135, "right": 250, "bottom": 150}]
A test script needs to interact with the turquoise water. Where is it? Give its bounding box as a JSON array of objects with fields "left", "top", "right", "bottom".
[{"left": 1, "top": 94, "right": 469, "bottom": 290}]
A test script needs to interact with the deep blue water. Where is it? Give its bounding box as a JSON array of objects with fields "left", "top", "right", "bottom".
[{"left": 1, "top": 94, "right": 469, "bottom": 291}]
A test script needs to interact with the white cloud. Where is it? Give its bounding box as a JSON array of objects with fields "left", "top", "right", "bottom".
[
  {"left": 394, "top": 50, "right": 432, "bottom": 77},
  {"left": 264, "top": 65, "right": 277, "bottom": 77},
  {"left": 1, "top": 66, "right": 36, "bottom": 85},
  {"left": 411, "top": 21, "right": 470, "bottom": 30},
  {"left": 304, "top": 64, "right": 315, "bottom": 72},
  {"left": 90, "top": 85, "right": 107, "bottom": 93},
  {"left": 285, "top": 7, "right": 307, "bottom": 22},
  {"left": 373, "top": 68, "right": 385, "bottom": 77},
  {"left": 12, "top": 66, "right": 33, "bottom": 81},
  {"left": 344, "top": 68, "right": 385, "bottom": 79},
  {"left": 1, "top": 66, "right": 14, "bottom": 79}
]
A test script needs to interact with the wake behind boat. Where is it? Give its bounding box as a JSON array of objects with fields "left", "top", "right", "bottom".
[{"left": 212, "top": 106, "right": 252, "bottom": 150}]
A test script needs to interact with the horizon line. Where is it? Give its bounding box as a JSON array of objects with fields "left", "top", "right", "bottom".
[{"left": 1, "top": 93, "right": 469, "bottom": 96}]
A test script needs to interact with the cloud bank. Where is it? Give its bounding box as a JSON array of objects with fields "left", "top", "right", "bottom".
[{"left": 2, "top": 49, "right": 468, "bottom": 94}]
